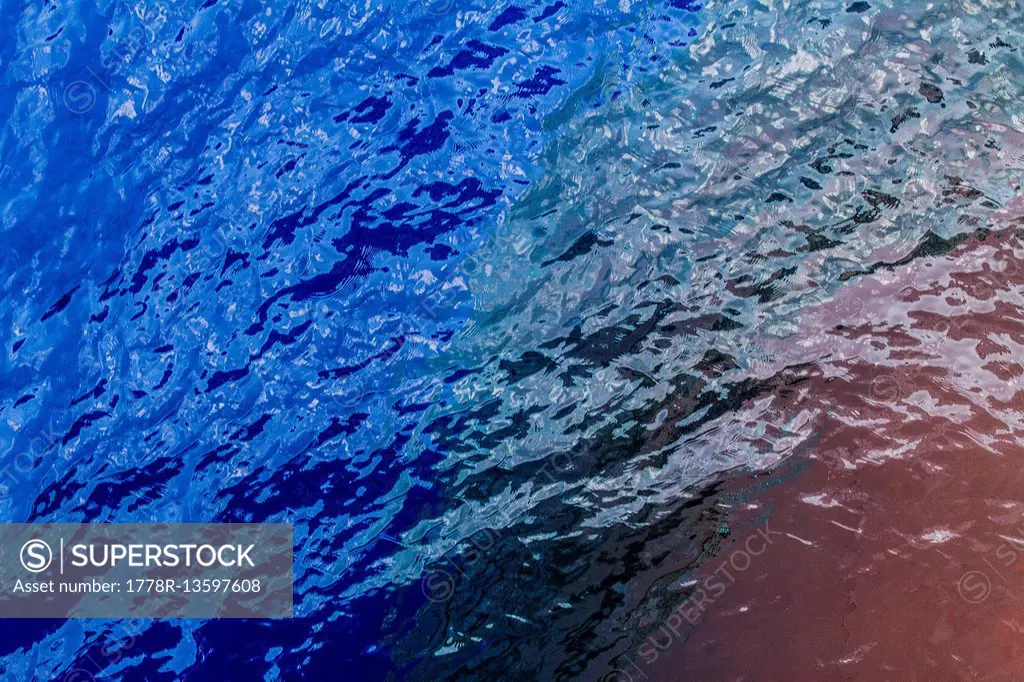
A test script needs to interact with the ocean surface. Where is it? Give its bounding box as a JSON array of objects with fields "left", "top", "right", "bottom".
[{"left": 2, "top": 0, "right": 1024, "bottom": 679}]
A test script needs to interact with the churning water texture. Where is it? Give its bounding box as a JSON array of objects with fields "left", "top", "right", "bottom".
[{"left": 2, "top": 0, "right": 1024, "bottom": 679}]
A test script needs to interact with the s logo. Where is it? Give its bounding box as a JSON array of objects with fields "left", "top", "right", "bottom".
[{"left": 20, "top": 539, "right": 52, "bottom": 573}]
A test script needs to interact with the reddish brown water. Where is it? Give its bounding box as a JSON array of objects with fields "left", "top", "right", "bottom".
[{"left": 638, "top": 210, "right": 1024, "bottom": 680}]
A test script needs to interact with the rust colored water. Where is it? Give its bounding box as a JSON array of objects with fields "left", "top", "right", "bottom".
[{"left": 625, "top": 210, "right": 1024, "bottom": 680}]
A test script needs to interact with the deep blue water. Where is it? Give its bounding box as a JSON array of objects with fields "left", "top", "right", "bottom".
[
  {"left": 3, "top": 0, "right": 1022, "bottom": 678},
  {"left": 0, "top": 1, "right": 706, "bottom": 679}
]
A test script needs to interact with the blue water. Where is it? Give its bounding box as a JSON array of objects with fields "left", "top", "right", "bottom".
[
  {"left": 3, "top": 0, "right": 1022, "bottom": 678},
  {"left": 0, "top": 0, "right": 704, "bottom": 678}
]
